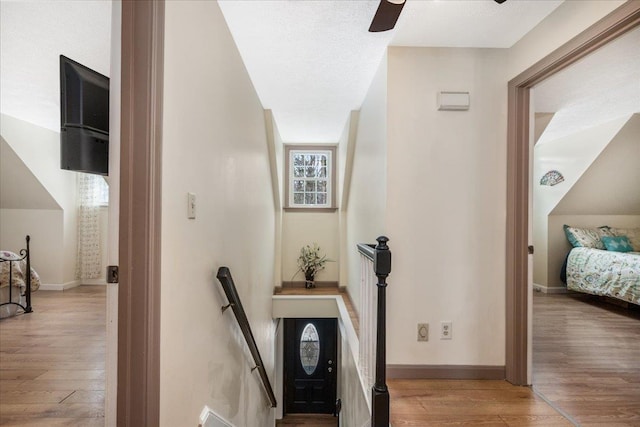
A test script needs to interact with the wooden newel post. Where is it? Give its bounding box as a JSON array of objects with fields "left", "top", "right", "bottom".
[{"left": 372, "top": 236, "right": 391, "bottom": 427}]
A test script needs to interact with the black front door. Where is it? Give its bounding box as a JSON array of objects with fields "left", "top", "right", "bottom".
[{"left": 284, "top": 318, "right": 337, "bottom": 415}]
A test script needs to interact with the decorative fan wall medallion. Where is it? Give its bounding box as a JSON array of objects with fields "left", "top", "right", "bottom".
[{"left": 540, "top": 170, "right": 564, "bottom": 186}]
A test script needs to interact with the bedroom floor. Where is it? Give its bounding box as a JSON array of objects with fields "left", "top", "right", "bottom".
[
  {"left": 533, "top": 292, "right": 640, "bottom": 426},
  {"left": 0, "top": 286, "right": 105, "bottom": 426}
]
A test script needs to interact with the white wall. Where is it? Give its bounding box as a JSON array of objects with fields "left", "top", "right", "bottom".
[
  {"left": 0, "top": 114, "right": 78, "bottom": 285},
  {"left": 553, "top": 114, "right": 640, "bottom": 215},
  {"left": 346, "top": 54, "right": 387, "bottom": 309},
  {"left": 385, "top": 47, "right": 507, "bottom": 366},
  {"left": 269, "top": 112, "right": 284, "bottom": 288},
  {"left": 281, "top": 211, "right": 340, "bottom": 283},
  {"left": 532, "top": 115, "right": 630, "bottom": 287},
  {"left": 160, "top": 2, "right": 276, "bottom": 426},
  {"left": 280, "top": 139, "right": 343, "bottom": 285},
  {"left": 337, "top": 117, "right": 351, "bottom": 206},
  {"left": 0, "top": 209, "right": 64, "bottom": 285},
  {"left": 0, "top": 138, "right": 59, "bottom": 210},
  {"left": 342, "top": 0, "right": 628, "bottom": 372}
]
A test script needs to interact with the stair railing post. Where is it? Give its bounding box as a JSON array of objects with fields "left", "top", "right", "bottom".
[{"left": 372, "top": 236, "right": 391, "bottom": 427}]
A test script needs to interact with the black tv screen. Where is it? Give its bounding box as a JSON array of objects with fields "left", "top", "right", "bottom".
[{"left": 60, "top": 55, "right": 110, "bottom": 176}]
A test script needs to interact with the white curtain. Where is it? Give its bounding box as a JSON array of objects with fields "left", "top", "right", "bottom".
[{"left": 76, "top": 174, "right": 106, "bottom": 280}]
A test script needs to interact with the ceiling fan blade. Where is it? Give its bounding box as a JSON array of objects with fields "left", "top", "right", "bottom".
[{"left": 369, "top": 0, "right": 405, "bottom": 32}]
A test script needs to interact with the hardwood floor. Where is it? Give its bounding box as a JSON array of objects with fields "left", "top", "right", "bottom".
[
  {"left": 0, "top": 286, "right": 106, "bottom": 426},
  {"left": 388, "top": 379, "right": 572, "bottom": 426},
  {"left": 7, "top": 287, "right": 623, "bottom": 426},
  {"left": 533, "top": 292, "right": 640, "bottom": 427},
  {"left": 276, "top": 414, "right": 337, "bottom": 426}
]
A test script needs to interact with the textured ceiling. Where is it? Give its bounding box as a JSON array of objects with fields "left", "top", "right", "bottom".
[
  {"left": 219, "top": 0, "right": 564, "bottom": 142},
  {"left": 391, "top": 0, "right": 563, "bottom": 48},
  {"left": 7, "top": 0, "right": 617, "bottom": 147},
  {"left": 534, "top": 26, "right": 640, "bottom": 144},
  {"left": 0, "top": 1, "right": 111, "bottom": 132},
  {"left": 218, "top": 0, "right": 393, "bottom": 143}
]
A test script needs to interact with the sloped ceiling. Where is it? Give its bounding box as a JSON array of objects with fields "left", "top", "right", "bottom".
[
  {"left": 391, "top": 0, "right": 563, "bottom": 48},
  {"left": 218, "top": 0, "right": 563, "bottom": 142},
  {"left": 0, "top": 0, "right": 111, "bottom": 132},
  {"left": 535, "top": 26, "right": 640, "bottom": 144},
  {"left": 552, "top": 114, "right": 640, "bottom": 215},
  {"left": 0, "top": 137, "right": 60, "bottom": 210}
]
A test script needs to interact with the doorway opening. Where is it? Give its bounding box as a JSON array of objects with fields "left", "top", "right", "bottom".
[{"left": 505, "top": 3, "right": 640, "bottom": 386}]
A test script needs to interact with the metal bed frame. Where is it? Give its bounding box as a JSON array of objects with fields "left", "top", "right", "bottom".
[{"left": 0, "top": 235, "right": 33, "bottom": 315}]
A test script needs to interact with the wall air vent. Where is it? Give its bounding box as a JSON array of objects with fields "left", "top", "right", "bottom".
[
  {"left": 438, "top": 91, "right": 470, "bottom": 111},
  {"left": 199, "top": 406, "right": 234, "bottom": 427}
]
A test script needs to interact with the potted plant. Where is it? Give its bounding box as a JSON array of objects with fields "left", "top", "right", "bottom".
[{"left": 296, "top": 243, "right": 330, "bottom": 289}]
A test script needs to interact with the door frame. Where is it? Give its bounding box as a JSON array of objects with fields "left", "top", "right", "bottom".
[
  {"left": 505, "top": 2, "right": 640, "bottom": 385},
  {"left": 117, "top": 1, "right": 164, "bottom": 425}
]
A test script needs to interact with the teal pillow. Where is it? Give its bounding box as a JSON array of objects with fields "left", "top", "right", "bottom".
[
  {"left": 601, "top": 236, "right": 633, "bottom": 253},
  {"left": 563, "top": 225, "right": 612, "bottom": 249}
]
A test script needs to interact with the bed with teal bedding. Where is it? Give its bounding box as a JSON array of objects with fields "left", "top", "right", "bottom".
[
  {"left": 567, "top": 248, "right": 640, "bottom": 304},
  {"left": 563, "top": 225, "right": 640, "bottom": 305},
  {"left": 566, "top": 247, "right": 640, "bottom": 305}
]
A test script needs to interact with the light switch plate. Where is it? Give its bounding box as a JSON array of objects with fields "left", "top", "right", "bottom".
[{"left": 188, "top": 193, "right": 196, "bottom": 219}]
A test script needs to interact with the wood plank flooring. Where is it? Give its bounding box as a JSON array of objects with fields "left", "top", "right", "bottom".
[
  {"left": 533, "top": 292, "right": 640, "bottom": 427},
  {"left": 275, "top": 414, "right": 337, "bottom": 426},
  {"left": 388, "top": 379, "right": 572, "bottom": 426},
  {"left": 0, "top": 286, "right": 106, "bottom": 426},
  {"left": 4, "top": 286, "right": 636, "bottom": 426}
]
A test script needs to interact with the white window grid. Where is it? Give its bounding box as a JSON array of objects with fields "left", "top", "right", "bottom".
[{"left": 289, "top": 149, "right": 332, "bottom": 208}]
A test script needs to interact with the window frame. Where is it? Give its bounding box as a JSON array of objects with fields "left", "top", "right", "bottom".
[{"left": 284, "top": 145, "right": 337, "bottom": 212}]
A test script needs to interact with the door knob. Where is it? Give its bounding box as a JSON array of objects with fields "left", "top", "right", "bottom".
[
  {"left": 328, "top": 360, "right": 333, "bottom": 365},
  {"left": 328, "top": 367, "right": 333, "bottom": 373}
]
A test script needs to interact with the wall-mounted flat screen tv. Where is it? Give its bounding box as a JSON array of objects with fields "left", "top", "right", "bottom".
[{"left": 60, "top": 55, "right": 109, "bottom": 175}]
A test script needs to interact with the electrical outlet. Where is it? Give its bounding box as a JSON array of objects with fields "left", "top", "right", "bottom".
[
  {"left": 440, "top": 321, "right": 452, "bottom": 340},
  {"left": 417, "top": 323, "right": 429, "bottom": 342}
]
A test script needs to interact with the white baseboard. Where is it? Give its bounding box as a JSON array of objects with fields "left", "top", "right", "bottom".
[
  {"left": 81, "top": 278, "right": 108, "bottom": 286},
  {"left": 533, "top": 283, "right": 568, "bottom": 294},
  {"left": 39, "top": 280, "right": 81, "bottom": 291}
]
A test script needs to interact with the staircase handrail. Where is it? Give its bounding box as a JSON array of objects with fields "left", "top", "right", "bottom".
[{"left": 216, "top": 266, "right": 277, "bottom": 408}]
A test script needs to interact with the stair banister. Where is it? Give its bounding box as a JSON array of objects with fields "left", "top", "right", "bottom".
[
  {"left": 216, "top": 267, "right": 277, "bottom": 408},
  {"left": 357, "top": 236, "right": 392, "bottom": 427}
]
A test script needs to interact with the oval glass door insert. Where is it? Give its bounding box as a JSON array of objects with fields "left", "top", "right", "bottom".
[{"left": 300, "top": 323, "right": 320, "bottom": 375}]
